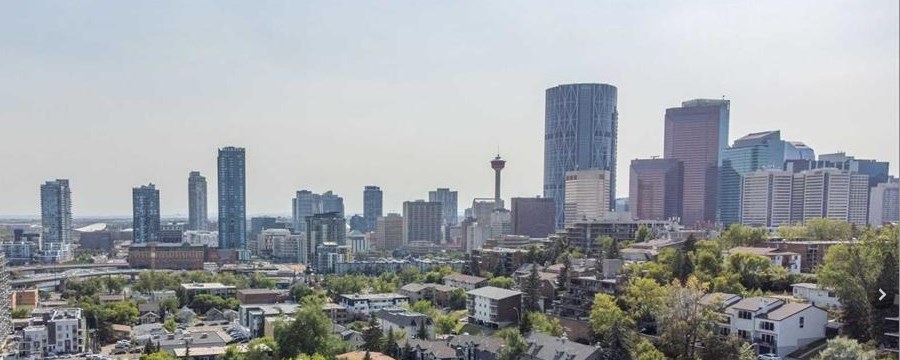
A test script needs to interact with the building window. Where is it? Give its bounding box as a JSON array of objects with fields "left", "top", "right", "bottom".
[
  {"left": 799, "top": 316, "right": 804, "bottom": 328},
  {"left": 737, "top": 329, "right": 749, "bottom": 339},
  {"left": 738, "top": 310, "right": 752, "bottom": 320},
  {"left": 760, "top": 321, "right": 774, "bottom": 331}
]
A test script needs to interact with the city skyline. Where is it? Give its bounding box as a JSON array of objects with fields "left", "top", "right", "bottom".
[{"left": 0, "top": 2, "right": 897, "bottom": 217}]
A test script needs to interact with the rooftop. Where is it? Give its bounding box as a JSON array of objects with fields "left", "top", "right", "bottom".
[
  {"left": 466, "top": 286, "right": 522, "bottom": 300},
  {"left": 338, "top": 351, "right": 395, "bottom": 360},
  {"left": 240, "top": 303, "right": 302, "bottom": 316},
  {"left": 443, "top": 273, "right": 487, "bottom": 284},
  {"left": 728, "top": 297, "right": 784, "bottom": 312},
  {"left": 762, "top": 302, "right": 819, "bottom": 321},
  {"left": 237, "top": 288, "right": 284, "bottom": 295},
  {"left": 181, "top": 282, "right": 236, "bottom": 290},
  {"left": 524, "top": 332, "right": 602, "bottom": 360}
]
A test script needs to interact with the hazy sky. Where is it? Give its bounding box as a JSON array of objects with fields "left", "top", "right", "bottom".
[{"left": 1, "top": 1, "right": 897, "bottom": 217}]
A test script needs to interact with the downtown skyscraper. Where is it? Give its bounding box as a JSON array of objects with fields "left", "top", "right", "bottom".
[
  {"left": 188, "top": 171, "right": 208, "bottom": 231},
  {"left": 664, "top": 99, "right": 730, "bottom": 228},
  {"left": 544, "top": 83, "right": 618, "bottom": 229},
  {"left": 218, "top": 146, "right": 246, "bottom": 250},
  {"left": 428, "top": 188, "right": 458, "bottom": 227},
  {"left": 132, "top": 183, "right": 161, "bottom": 243},
  {"left": 363, "top": 186, "right": 383, "bottom": 232},
  {"left": 40, "top": 179, "right": 72, "bottom": 247}
]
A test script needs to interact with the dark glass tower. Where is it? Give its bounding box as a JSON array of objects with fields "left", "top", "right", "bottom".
[
  {"left": 218, "top": 146, "right": 246, "bottom": 249},
  {"left": 543, "top": 83, "right": 618, "bottom": 229},
  {"left": 363, "top": 186, "right": 383, "bottom": 231},
  {"left": 132, "top": 183, "right": 161, "bottom": 243},
  {"left": 41, "top": 179, "right": 72, "bottom": 246}
]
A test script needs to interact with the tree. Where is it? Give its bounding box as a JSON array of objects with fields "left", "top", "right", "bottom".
[
  {"left": 805, "top": 218, "right": 853, "bottom": 241},
  {"left": 526, "top": 312, "right": 563, "bottom": 337},
  {"left": 246, "top": 337, "right": 279, "bottom": 360},
  {"left": 143, "top": 341, "right": 157, "bottom": 355},
  {"left": 557, "top": 254, "right": 571, "bottom": 292},
  {"left": 522, "top": 263, "right": 541, "bottom": 312},
  {"left": 448, "top": 288, "right": 467, "bottom": 310},
  {"left": 668, "top": 250, "right": 694, "bottom": 282},
  {"left": 635, "top": 225, "right": 651, "bottom": 242},
  {"left": 362, "top": 351, "right": 372, "bottom": 360},
  {"left": 596, "top": 236, "right": 620, "bottom": 259},
  {"left": 621, "top": 277, "right": 666, "bottom": 331},
  {"left": 416, "top": 320, "right": 428, "bottom": 339},
  {"left": 384, "top": 328, "right": 398, "bottom": 355},
  {"left": 496, "top": 328, "right": 527, "bottom": 360},
  {"left": 409, "top": 300, "right": 438, "bottom": 317},
  {"left": 289, "top": 284, "right": 314, "bottom": 302},
  {"left": 815, "top": 337, "right": 876, "bottom": 360},
  {"left": 468, "top": 254, "right": 480, "bottom": 276},
  {"left": 163, "top": 317, "right": 177, "bottom": 333},
  {"left": 12, "top": 307, "right": 31, "bottom": 319},
  {"left": 140, "top": 351, "right": 175, "bottom": 360},
  {"left": 362, "top": 314, "right": 384, "bottom": 351},
  {"left": 487, "top": 276, "right": 515, "bottom": 289},
  {"left": 737, "top": 343, "right": 756, "bottom": 360},
  {"left": 434, "top": 315, "right": 458, "bottom": 335},
  {"left": 632, "top": 339, "right": 664, "bottom": 360},
  {"left": 654, "top": 276, "right": 713, "bottom": 360},
  {"left": 275, "top": 296, "right": 341, "bottom": 359},
  {"left": 724, "top": 253, "right": 771, "bottom": 290},
  {"left": 817, "top": 236, "right": 885, "bottom": 342},
  {"left": 588, "top": 293, "right": 633, "bottom": 354},
  {"left": 719, "top": 224, "right": 766, "bottom": 248},
  {"left": 401, "top": 342, "right": 414, "bottom": 360}
]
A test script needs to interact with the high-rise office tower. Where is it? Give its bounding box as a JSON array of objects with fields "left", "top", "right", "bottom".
[
  {"left": 132, "top": 183, "right": 161, "bottom": 243},
  {"left": 428, "top": 188, "right": 458, "bottom": 226},
  {"left": 402, "top": 200, "right": 443, "bottom": 244},
  {"left": 740, "top": 169, "right": 795, "bottom": 228},
  {"left": 363, "top": 186, "right": 383, "bottom": 231},
  {"left": 869, "top": 178, "right": 900, "bottom": 226},
  {"left": 306, "top": 212, "right": 346, "bottom": 265},
  {"left": 664, "top": 99, "right": 730, "bottom": 227},
  {"left": 544, "top": 83, "right": 618, "bottom": 228},
  {"left": 41, "top": 179, "right": 73, "bottom": 248},
  {"left": 719, "top": 131, "right": 787, "bottom": 227},
  {"left": 250, "top": 216, "right": 279, "bottom": 243},
  {"left": 188, "top": 171, "right": 208, "bottom": 231},
  {"left": 629, "top": 159, "right": 683, "bottom": 221},
  {"left": 510, "top": 197, "right": 556, "bottom": 238},
  {"left": 218, "top": 146, "right": 246, "bottom": 250},
  {"left": 292, "top": 190, "right": 320, "bottom": 233},
  {"left": 375, "top": 213, "right": 404, "bottom": 251},
  {"left": 800, "top": 169, "right": 869, "bottom": 226},
  {"left": 321, "top": 191, "right": 345, "bottom": 216},
  {"left": 783, "top": 141, "right": 815, "bottom": 161},
  {"left": 818, "top": 152, "right": 890, "bottom": 188},
  {"left": 0, "top": 252, "right": 10, "bottom": 336},
  {"left": 564, "top": 169, "right": 611, "bottom": 225}
]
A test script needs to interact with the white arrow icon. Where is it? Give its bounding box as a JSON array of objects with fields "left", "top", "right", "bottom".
[{"left": 879, "top": 289, "right": 887, "bottom": 301}]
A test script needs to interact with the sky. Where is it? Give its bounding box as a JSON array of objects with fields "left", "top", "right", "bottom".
[{"left": 0, "top": 1, "right": 897, "bottom": 217}]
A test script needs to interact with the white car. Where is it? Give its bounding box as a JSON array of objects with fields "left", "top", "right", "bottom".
[{"left": 758, "top": 354, "right": 782, "bottom": 360}]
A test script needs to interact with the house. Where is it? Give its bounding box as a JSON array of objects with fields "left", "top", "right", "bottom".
[
  {"left": 140, "top": 312, "right": 161, "bottom": 325},
  {"left": 728, "top": 247, "right": 801, "bottom": 274},
  {"left": 466, "top": 286, "right": 522, "bottom": 328},
  {"left": 110, "top": 324, "right": 132, "bottom": 340},
  {"left": 176, "top": 306, "right": 197, "bottom": 323},
  {"left": 400, "top": 338, "right": 456, "bottom": 360},
  {"left": 724, "top": 296, "right": 827, "bottom": 356},
  {"left": 150, "top": 290, "right": 177, "bottom": 302},
  {"left": 442, "top": 274, "right": 488, "bottom": 291},
  {"left": 336, "top": 328, "right": 366, "bottom": 350},
  {"left": 205, "top": 308, "right": 228, "bottom": 322},
  {"left": 522, "top": 332, "right": 603, "bottom": 360},
  {"left": 791, "top": 283, "right": 842, "bottom": 309},
  {"left": 700, "top": 293, "right": 742, "bottom": 336},
  {"left": 239, "top": 303, "right": 302, "bottom": 338},
  {"left": 139, "top": 302, "right": 160, "bottom": 317},
  {"left": 338, "top": 293, "right": 409, "bottom": 316},
  {"left": 374, "top": 309, "right": 434, "bottom": 340},
  {"left": 447, "top": 334, "right": 505, "bottom": 360},
  {"left": 222, "top": 309, "right": 240, "bottom": 322}
]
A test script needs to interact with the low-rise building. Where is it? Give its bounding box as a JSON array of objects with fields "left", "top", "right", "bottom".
[
  {"left": 338, "top": 293, "right": 409, "bottom": 316},
  {"left": 239, "top": 303, "right": 302, "bottom": 338},
  {"left": 443, "top": 273, "right": 488, "bottom": 291},
  {"left": 727, "top": 247, "right": 801, "bottom": 274},
  {"left": 763, "top": 240, "right": 853, "bottom": 273},
  {"left": 470, "top": 248, "right": 526, "bottom": 276},
  {"left": 180, "top": 283, "right": 237, "bottom": 302},
  {"left": 466, "top": 286, "right": 522, "bottom": 329},
  {"left": 128, "top": 243, "right": 208, "bottom": 270},
  {"left": 236, "top": 289, "right": 287, "bottom": 304},
  {"left": 17, "top": 308, "right": 87, "bottom": 357},
  {"left": 398, "top": 283, "right": 458, "bottom": 308},
  {"left": 791, "top": 283, "right": 841, "bottom": 309},
  {"left": 522, "top": 332, "right": 603, "bottom": 360}
]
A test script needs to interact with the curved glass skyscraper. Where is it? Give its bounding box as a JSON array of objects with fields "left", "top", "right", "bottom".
[{"left": 543, "top": 83, "right": 618, "bottom": 229}]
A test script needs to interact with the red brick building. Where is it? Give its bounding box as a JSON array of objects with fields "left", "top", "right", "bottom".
[{"left": 127, "top": 243, "right": 207, "bottom": 270}]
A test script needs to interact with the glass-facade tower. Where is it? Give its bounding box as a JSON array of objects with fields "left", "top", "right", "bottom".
[
  {"left": 188, "top": 171, "right": 208, "bottom": 231},
  {"left": 719, "top": 131, "right": 785, "bottom": 227},
  {"left": 363, "top": 186, "right": 383, "bottom": 232},
  {"left": 40, "top": 179, "right": 72, "bottom": 246},
  {"left": 218, "top": 146, "right": 246, "bottom": 249},
  {"left": 133, "top": 183, "right": 161, "bottom": 243},
  {"left": 543, "top": 83, "right": 618, "bottom": 229}
]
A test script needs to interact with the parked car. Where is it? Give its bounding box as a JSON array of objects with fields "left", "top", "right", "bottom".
[{"left": 758, "top": 354, "right": 782, "bottom": 360}]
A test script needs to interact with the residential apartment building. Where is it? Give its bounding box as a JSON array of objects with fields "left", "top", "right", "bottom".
[
  {"left": 217, "top": 146, "right": 247, "bottom": 251},
  {"left": 40, "top": 179, "right": 73, "bottom": 262},
  {"left": 402, "top": 201, "right": 443, "bottom": 244},
  {"left": 180, "top": 283, "right": 237, "bottom": 302},
  {"left": 429, "top": 188, "right": 459, "bottom": 227},
  {"left": 337, "top": 293, "right": 409, "bottom": 315},
  {"left": 466, "top": 286, "right": 522, "bottom": 328},
  {"left": 374, "top": 309, "right": 434, "bottom": 340},
  {"left": 18, "top": 308, "right": 87, "bottom": 357},
  {"left": 443, "top": 274, "right": 488, "bottom": 291},
  {"left": 869, "top": 179, "right": 899, "bottom": 226},
  {"left": 128, "top": 243, "right": 207, "bottom": 270},
  {"left": 363, "top": 186, "right": 383, "bottom": 232},
  {"left": 188, "top": 171, "right": 208, "bottom": 231},
  {"left": 727, "top": 247, "right": 801, "bottom": 274},
  {"left": 374, "top": 213, "right": 403, "bottom": 251}
]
